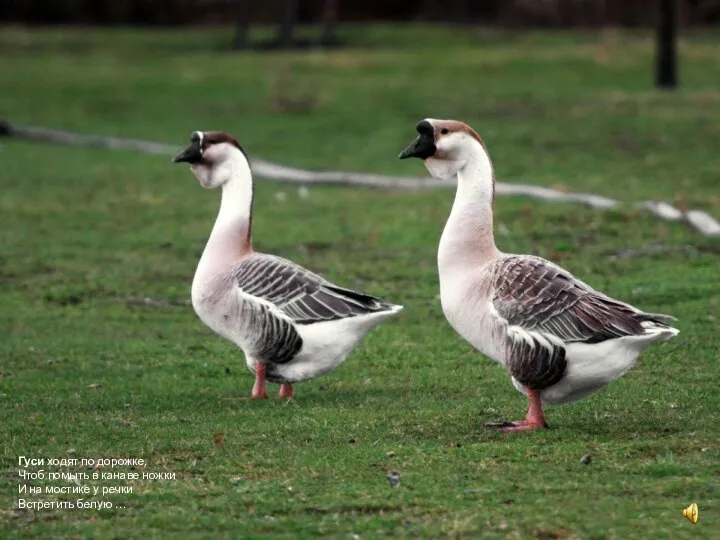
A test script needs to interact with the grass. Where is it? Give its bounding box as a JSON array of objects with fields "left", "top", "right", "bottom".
[{"left": 1, "top": 24, "right": 719, "bottom": 539}]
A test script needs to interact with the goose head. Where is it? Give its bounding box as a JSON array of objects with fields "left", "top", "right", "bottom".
[
  {"left": 173, "top": 131, "right": 250, "bottom": 189},
  {"left": 399, "top": 119, "right": 489, "bottom": 181}
]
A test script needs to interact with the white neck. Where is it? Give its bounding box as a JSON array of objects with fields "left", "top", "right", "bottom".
[
  {"left": 438, "top": 147, "right": 500, "bottom": 274},
  {"left": 195, "top": 155, "right": 254, "bottom": 284},
  {"left": 215, "top": 162, "right": 254, "bottom": 237}
]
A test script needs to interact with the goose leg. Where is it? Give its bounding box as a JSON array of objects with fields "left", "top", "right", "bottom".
[
  {"left": 486, "top": 389, "right": 549, "bottom": 432},
  {"left": 279, "top": 383, "right": 293, "bottom": 398},
  {"left": 251, "top": 363, "right": 268, "bottom": 399}
]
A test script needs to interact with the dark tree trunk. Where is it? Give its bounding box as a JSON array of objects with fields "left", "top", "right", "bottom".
[
  {"left": 656, "top": 0, "right": 678, "bottom": 89},
  {"left": 277, "top": 0, "right": 299, "bottom": 48},
  {"left": 232, "top": 0, "right": 252, "bottom": 50},
  {"left": 320, "top": 0, "right": 339, "bottom": 46},
  {"left": 416, "top": 0, "right": 436, "bottom": 20},
  {"left": 449, "top": 0, "right": 470, "bottom": 24}
]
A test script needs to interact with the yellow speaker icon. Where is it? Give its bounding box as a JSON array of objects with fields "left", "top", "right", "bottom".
[{"left": 682, "top": 502, "right": 698, "bottom": 524}]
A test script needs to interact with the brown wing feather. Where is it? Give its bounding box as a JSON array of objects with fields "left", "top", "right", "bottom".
[
  {"left": 490, "top": 255, "right": 674, "bottom": 390},
  {"left": 491, "top": 255, "right": 666, "bottom": 344},
  {"left": 232, "top": 254, "right": 396, "bottom": 325}
]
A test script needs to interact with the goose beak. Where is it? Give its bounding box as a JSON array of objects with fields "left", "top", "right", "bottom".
[
  {"left": 172, "top": 142, "right": 202, "bottom": 164},
  {"left": 398, "top": 134, "right": 436, "bottom": 160}
]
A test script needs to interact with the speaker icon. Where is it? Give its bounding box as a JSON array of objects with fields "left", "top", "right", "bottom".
[{"left": 682, "top": 502, "right": 698, "bottom": 524}]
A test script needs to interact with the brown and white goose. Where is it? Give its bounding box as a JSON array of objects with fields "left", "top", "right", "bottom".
[
  {"left": 173, "top": 131, "right": 403, "bottom": 399},
  {"left": 399, "top": 119, "right": 679, "bottom": 431}
]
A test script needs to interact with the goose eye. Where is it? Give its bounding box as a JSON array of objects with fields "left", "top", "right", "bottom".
[{"left": 440, "top": 128, "right": 449, "bottom": 135}]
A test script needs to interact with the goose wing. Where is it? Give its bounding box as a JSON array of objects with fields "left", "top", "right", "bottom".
[
  {"left": 491, "top": 255, "right": 670, "bottom": 343},
  {"left": 489, "top": 255, "right": 674, "bottom": 389},
  {"left": 232, "top": 254, "right": 396, "bottom": 325}
]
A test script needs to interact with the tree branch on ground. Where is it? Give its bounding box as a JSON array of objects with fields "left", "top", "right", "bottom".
[{"left": 1, "top": 119, "right": 718, "bottom": 236}]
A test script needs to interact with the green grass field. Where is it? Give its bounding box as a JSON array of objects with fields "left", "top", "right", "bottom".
[{"left": 1, "top": 25, "right": 719, "bottom": 538}]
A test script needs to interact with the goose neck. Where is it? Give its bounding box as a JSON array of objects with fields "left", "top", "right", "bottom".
[
  {"left": 438, "top": 155, "right": 500, "bottom": 270},
  {"left": 199, "top": 158, "right": 254, "bottom": 274}
]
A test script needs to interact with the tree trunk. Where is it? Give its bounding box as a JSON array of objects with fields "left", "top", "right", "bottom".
[
  {"left": 232, "top": 0, "right": 252, "bottom": 50},
  {"left": 320, "top": 0, "right": 339, "bottom": 46},
  {"left": 449, "top": 0, "right": 469, "bottom": 24},
  {"left": 656, "top": 0, "right": 678, "bottom": 89},
  {"left": 416, "top": 0, "right": 436, "bottom": 20},
  {"left": 277, "top": 0, "right": 299, "bottom": 48}
]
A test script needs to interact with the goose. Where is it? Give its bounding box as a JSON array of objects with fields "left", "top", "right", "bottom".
[
  {"left": 173, "top": 131, "right": 403, "bottom": 399},
  {"left": 398, "top": 119, "right": 679, "bottom": 431}
]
